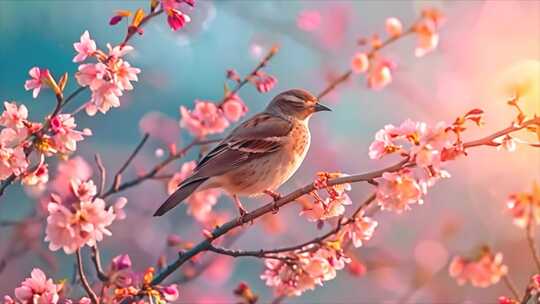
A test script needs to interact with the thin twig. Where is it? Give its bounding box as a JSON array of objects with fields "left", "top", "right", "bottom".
[
  {"left": 100, "top": 138, "right": 221, "bottom": 199},
  {"left": 503, "top": 274, "right": 521, "bottom": 300},
  {"left": 91, "top": 245, "right": 109, "bottom": 282},
  {"left": 218, "top": 45, "right": 279, "bottom": 107},
  {"left": 317, "top": 26, "right": 416, "bottom": 100},
  {"left": 94, "top": 154, "right": 107, "bottom": 197},
  {"left": 110, "top": 134, "right": 150, "bottom": 192},
  {"left": 76, "top": 249, "right": 99, "bottom": 304}
]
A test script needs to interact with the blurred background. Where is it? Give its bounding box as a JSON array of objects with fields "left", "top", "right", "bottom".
[{"left": 0, "top": 0, "right": 539, "bottom": 302}]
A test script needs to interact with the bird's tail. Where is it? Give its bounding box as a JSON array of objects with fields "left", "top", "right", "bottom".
[{"left": 153, "top": 177, "right": 208, "bottom": 216}]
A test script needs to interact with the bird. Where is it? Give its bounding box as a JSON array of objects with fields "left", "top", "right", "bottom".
[{"left": 153, "top": 88, "right": 331, "bottom": 217}]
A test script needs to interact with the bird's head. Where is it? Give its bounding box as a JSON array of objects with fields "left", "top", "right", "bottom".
[{"left": 266, "top": 89, "right": 331, "bottom": 120}]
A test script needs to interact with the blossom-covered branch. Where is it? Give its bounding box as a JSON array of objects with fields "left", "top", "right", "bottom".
[{"left": 152, "top": 113, "right": 540, "bottom": 290}]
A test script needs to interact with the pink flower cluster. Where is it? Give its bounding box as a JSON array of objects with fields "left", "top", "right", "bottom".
[
  {"left": 45, "top": 178, "right": 127, "bottom": 254},
  {"left": 339, "top": 212, "right": 378, "bottom": 248},
  {"left": 167, "top": 161, "right": 221, "bottom": 221},
  {"left": 1, "top": 101, "right": 90, "bottom": 185},
  {"left": 4, "top": 268, "right": 61, "bottom": 304},
  {"left": 261, "top": 244, "right": 350, "bottom": 297},
  {"left": 448, "top": 249, "right": 508, "bottom": 288},
  {"left": 350, "top": 8, "right": 444, "bottom": 90},
  {"left": 506, "top": 182, "right": 540, "bottom": 228},
  {"left": 375, "top": 169, "right": 425, "bottom": 213},
  {"left": 162, "top": 0, "right": 194, "bottom": 31},
  {"left": 73, "top": 31, "right": 141, "bottom": 116},
  {"left": 301, "top": 172, "right": 353, "bottom": 222},
  {"left": 180, "top": 95, "right": 248, "bottom": 138},
  {"left": 367, "top": 118, "right": 468, "bottom": 212}
]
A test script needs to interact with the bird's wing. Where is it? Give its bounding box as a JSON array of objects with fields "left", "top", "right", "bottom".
[{"left": 194, "top": 113, "right": 293, "bottom": 178}]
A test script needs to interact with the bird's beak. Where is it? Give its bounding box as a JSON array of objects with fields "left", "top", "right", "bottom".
[{"left": 314, "top": 103, "right": 332, "bottom": 112}]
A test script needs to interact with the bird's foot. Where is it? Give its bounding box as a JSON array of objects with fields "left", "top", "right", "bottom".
[
  {"left": 232, "top": 194, "right": 251, "bottom": 224},
  {"left": 263, "top": 190, "right": 282, "bottom": 214}
]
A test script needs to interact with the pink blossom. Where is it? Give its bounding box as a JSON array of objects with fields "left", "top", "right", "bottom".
[
  {"left": 85, "top": 81, "right": 123, "bottom": 116},
  {"left": 115, "top": 60, "right": 141, "bottom": 91},
  {"left": 367, "top": 60, "right": 393, "bottom": 90},
  {"left": 376, "top": 169, "right": 424, "bottom": 213},
  {"left": 161, "top": 284, "right": 180, "bottom": 302},
  {"left": 341, "top": 214, "right": 378, "bottom": 248},
  {"left": 22, "top": 157, "right": 49, "bottom": 186},
  {"left": 45, "top": 195, "right": 123, "bottom": 254},
  {"left": 50, "top": 156, "right": 92, "bottom": 198},
  {"left": 12, "top": 268, "right": 60, "bottom": 304},
  {"left": 506, "top": 183, "right": 540, "bottom": 228},
  {"left": 498, "top": 297, "right": 518, "bottom": 304},
  {"left": 24, "top": 67, "right": 50, "bottom": 98},
  {"left": 385, "top": 17, "right": 403, "bottom": 37},
  {"left": 70, "top": 178, "right": 97, "bottom": 201},
  {"left": 111, "top": 254, "right": 132, "bottom": 271},
  {"left": 494, "top": 135, "right": 517, "bottom": 152},
  {"left": 261, "top": 245, "right": 349, "bottom": 296},
  {"left": 50, "top": 114, "right": 92, "bottom": 153},
  {"left": 167, "top": 8, "right": 191, "bottom": 31},
  {"left": 297, "top": 10, "right": 321, "bottom": 32},
  {"left": 449, "top": 249, "right": 508, "bottom": 287},
  {"left": 351, "top": 52, "right": 369, "bottom": 74},
  {"left": 222, "top": 95, "right": 248, "bottom": 122},
  {"left": 113, "top": 197, "right": 128, "bottom": 220},
  {"left": 75, "top": 63, "right": 107, "bottom": 89},
  {"left": 180, "top": 101, "right": 229, "bottom": 138},
  {"left": 0, "top": 133, "right": 29, "bottom": 180},
  {"left": 254, "top": 73, "right": 277, "bottom": 93},
  {"left": 300, "top": 195, "right": 351, "bottom": 221},
  {"left": 73, "top": 31, "right": 97, "bottom": 63},
  {"left": 0, "top": 101, "right": 28, "bottom": 129},
  {"left": 414, "top": 19, "right": 439, "bottom": 57}
]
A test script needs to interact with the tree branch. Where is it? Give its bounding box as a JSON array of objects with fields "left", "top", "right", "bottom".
[
  {"left": 151, "top": 117, "right": 540, "bottom": 286},
  {"left": 90, "top": 245, "right": 109, "bottom": 282},
  {"left": 76, "top": 248, "right": 99, "bottom": 304},
  {"left": 110, "top": 134, "right": 150, "bottom": 193}
]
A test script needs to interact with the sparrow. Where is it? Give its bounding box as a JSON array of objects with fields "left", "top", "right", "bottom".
[{"left": 153, "top": 88, "right": 331, "bottom": 217}]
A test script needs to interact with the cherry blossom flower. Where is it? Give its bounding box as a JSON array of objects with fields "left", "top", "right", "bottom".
[
  {"left": 340, "top": 213, "right": 378, "bottom": 248},
  {"left": 367, "top": 60, "right": 393, "bottom": 90},
  {"left": 73, "top": 34, "right": 140, "bottom": 116},
  {"left": 22, "top": 157, "right": 49, "bottom": 186},
  {"left": 11, "top": 268, "right": 60, "bottom": 304},
  {"left": 385, "top": 17, "right": 403, "bottom": 37},
  {"left": 70, "top": 178, "right": 97, "bottom": 201},
  {"left": 160, "top": 284, "right": 179, "bottom": 302},
  {"left": 45, "top": 192, "right": 126, "bottom": 254},
  {"left": 50, "top": 156, "right": 92, "bottom": 198},
  {"left": 297, "top": 10, "right": 321, "bottom": 32},
  {"left": 222, "top": 94, "right": 248, "bottom": 122},
  {"left": 50, "top": 114, "right": 92, "bottom": 154},
  {"left": 24, "top": 67, "right": 51, "bottom": 98},
  {"left": 261, "top": 244, "right": 349, "bottom": 297},
  {"left": 351, "top": 52, "right": 369, "bottom": 74},
  {"left": 449, "top": 248, "right": 508, "bottom": 288},
  {"left": 73, "top": 30, "right": 97, "bottom": 63},
  {"left": 0, "top": 130, "right": 29, "bottom": 180},
  {"left": 414, "top": 8, "right": 445, "bottom": 58},
  {"left": 301, "top": 172, "right": 352, "bottom": 221},
  {"left": 376, "top": 169, "right": 424, "bottom": 213},
  {"left": 167, "top": 9, "right": 191, "bottom": 31},
  {"left": 506, "top": 182, "right": 540, "bottom": 228},
  {"left": 0, "top": 101, "right": 28, "bottom": 129},
  {"left": 180, "top": 101, "right": 229, "bottom": 138},
  {"left": 111, "top": 254, "right": 132, "bottom": 271},
  {"left": 494, "top": 135, "right": 517, "bottom": 152},
  {"left": 253, "top": 72, "right": 277, "bottom": 93}
]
